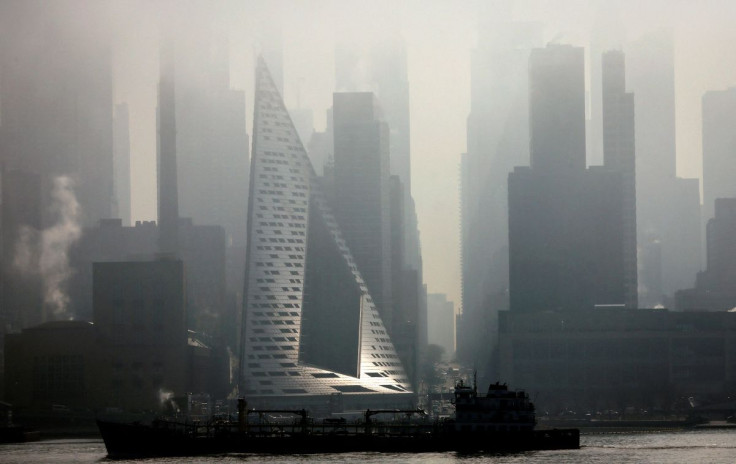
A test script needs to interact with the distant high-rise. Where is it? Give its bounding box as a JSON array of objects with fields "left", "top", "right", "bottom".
[
  {"left": 333, "top": 92, "right": 393, "bottom": 331},
  {"left": 602, "top": 50, "right": 637, "bottom": 308},
  {"left": 427, "top": 293, "right": 455, "bottom": 360},
  {"left": 113, "top": 103, "right": 132, "bottom": 226},
  {"left": 334, "top": 35, "right": 425, "bottom": 387},
  {"left": 238, "top": 58, "right": 410, "bottom": 409},
  {"left": 306, "top": 124, "right": 333, "bottom": 177},
  {"left": 157, "top": 42, "right": 179, "bottom": 255},
  {"left": 174, "top": 35, "right": 250, "bottom": 249},
  {"left": 334, "top": 35, "right": 420, "bottom": 271},
  {"left": 335, "top": 36, "right": 410, "bottom": 192},
  {"left": 626, "top": 31, "right": 701, "bottom": 305},
  {"left": 676, "top": 198, "right": 736, "bottom": 311},
  {"left": 458, "top": 22, "right": 542, "bottom": 371},
  {"left": 626, "top": 31, "right": 676, "bottom": 181},
  {"left": 702, "top": 198, "right": 736, "bottom": 291},
  {"left": 587, "top": 2, "right": 626, "bottom": 167},
  {"left": 0, "top": 2, "right": 114, "bottom": 331},
  {"left": 0, "top": 1, "right": 114, "bottom": 227},
  {"left": 508, "top": 44, "right": 630, "bottom": 313},
  {"left": 289, "top": 107, "right": 314, "bottom": 149},
  {"left": 702, "top": 88, "right": 736, "bottom": 225},
  {"left": 529, "top": 44, "right": 586, "bottom": 173}
]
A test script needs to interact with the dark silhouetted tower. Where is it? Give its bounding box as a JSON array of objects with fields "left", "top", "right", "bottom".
[
  {"left": 509, "top": 44, "right": 630, "bottom": 313},
  {"left": 602, "top": 50, "right": 638, "bottom": 308},
  {"left": 334, "top": 35, "right": 424, "bottom": 387},
  {"left": 332, "top": 92, "right": 393, "bottom": 331}
]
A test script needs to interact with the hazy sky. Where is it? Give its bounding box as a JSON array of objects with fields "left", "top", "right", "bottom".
[{"left": 108, "top": 0, "right": 736, "bottom": 309}]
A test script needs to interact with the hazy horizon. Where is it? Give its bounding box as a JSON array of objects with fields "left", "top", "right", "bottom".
[{"left": 5, "top": 0, "right": 736, "bottom": 309}]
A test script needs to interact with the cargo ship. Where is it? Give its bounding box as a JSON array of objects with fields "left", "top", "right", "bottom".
[{"left": 97, "top": 380, "right": 579, "bottom": 458}]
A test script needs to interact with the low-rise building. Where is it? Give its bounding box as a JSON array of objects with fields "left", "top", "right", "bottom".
[
  {"left": 498, "top": 309, "right": 736, "bottom": 413},
  {"left": 4, "top": 259, "right": 228, "bottom": 413}
]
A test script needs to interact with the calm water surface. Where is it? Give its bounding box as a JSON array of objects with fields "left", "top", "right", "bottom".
[{"left": 1, "top": 430, "right": 735, "bottom": 463}]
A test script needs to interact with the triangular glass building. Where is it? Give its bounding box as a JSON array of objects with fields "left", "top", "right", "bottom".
[{"left": 239, "top": 57, "right": 411, "bottom": 410}]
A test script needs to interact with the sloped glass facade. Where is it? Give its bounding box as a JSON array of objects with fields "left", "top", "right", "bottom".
[{"left": 238, "top": 58, "right": 410, "bottom": 405}]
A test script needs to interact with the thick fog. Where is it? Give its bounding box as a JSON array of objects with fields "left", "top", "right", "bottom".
[{"left": 3, "top": 0, "right": 736, "bottom": 308}]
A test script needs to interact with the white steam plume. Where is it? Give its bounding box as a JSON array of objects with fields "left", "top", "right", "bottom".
[{"left": 13, "top": 176, "right": 82, "bottom": 319}]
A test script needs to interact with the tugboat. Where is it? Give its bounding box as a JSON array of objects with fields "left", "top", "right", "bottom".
[
  {"left": 452, "top": 379, "right": 536, "bottom": 431},
  {"left": 97, "top": 380, "right": 579, "bottom": 458},
  {"left": 444, "top": 379, "right": 578, "bottom": 451}
]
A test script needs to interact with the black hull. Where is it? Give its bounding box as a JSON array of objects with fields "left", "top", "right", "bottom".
[{"left": 97, "top": 420, "right": 579, "bottom": 458}]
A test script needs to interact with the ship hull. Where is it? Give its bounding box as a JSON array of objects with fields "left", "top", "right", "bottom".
[{"left": 97, "top": 420, "right": 579, "bottom": 458}]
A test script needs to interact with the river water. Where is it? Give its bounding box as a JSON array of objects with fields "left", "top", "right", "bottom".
[{"left": 2, "top": 429, "right": 735, "bottom": 463}]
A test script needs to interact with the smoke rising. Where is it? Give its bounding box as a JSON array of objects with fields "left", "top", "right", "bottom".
[{"left": 12, "top": 176, "right": 82, "bottom": 319}]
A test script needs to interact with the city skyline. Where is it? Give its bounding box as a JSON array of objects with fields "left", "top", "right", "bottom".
[
  {"left": 106, "top": 0, "right": 736, "bottom": 309},
  {"left": 3, "top": 0, "right": 736, "bottom": 316},
  {"left": 4, "top": 0, "right": 736, "bottom": 439}
]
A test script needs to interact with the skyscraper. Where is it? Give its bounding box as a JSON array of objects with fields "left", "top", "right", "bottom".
[
  {"left": 0, "top": 1, "right": 113, "bottom": 330},
  {"left": 0, "top": 1, "right": 114, "bottom": 227},
  {"left": 626, "top": 31, "right": 701, "bottom": 305},
  {"left": 157, "top": 42, "right": 179, "bottom": 255},
  {"left": 529, "top": 44, "right": 587, "bottom": 173},
  {"left": 427, "top": 293, "right": 455, "bottom": 361},
  {"left": 334, "top": 35, "right": 425, "bottom": 387},
  {"left": 113, "top": 103, "right": 132, "bottom": 227},
  {"left": 332, "top": 92, "right": 393, "bottom": 331},
  {"left": 335, "top": 36, "right": 410, "bottom": 193},
  {"left": 587, "top": 2, "right": 626, "bottom": 167},
  {"left": 602, "top": 50, "right": 638, "bottom": 308},
  {"left": 154, "top": 41, "right": 231, "bottom": 342},
  {"left": 458, "top": 21, "right": 541, "bottom": 370},
  {"left": 702, "top": 88, "right": 736, "bottom": 225},
  {"left": 508, "top": 44, "right": 630, "bottom": 313},
  {"left": 676, "top": 198, "right": 736, "bottom": 311},
  {"left": 239, "top": 58, "right": 410, "bottom": 409},
  {"left": 626, "top": 31, "right": 676, "bottom": 182},
  {"left": 174, "top": 35, "right": 250, "bottom": 250}
]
